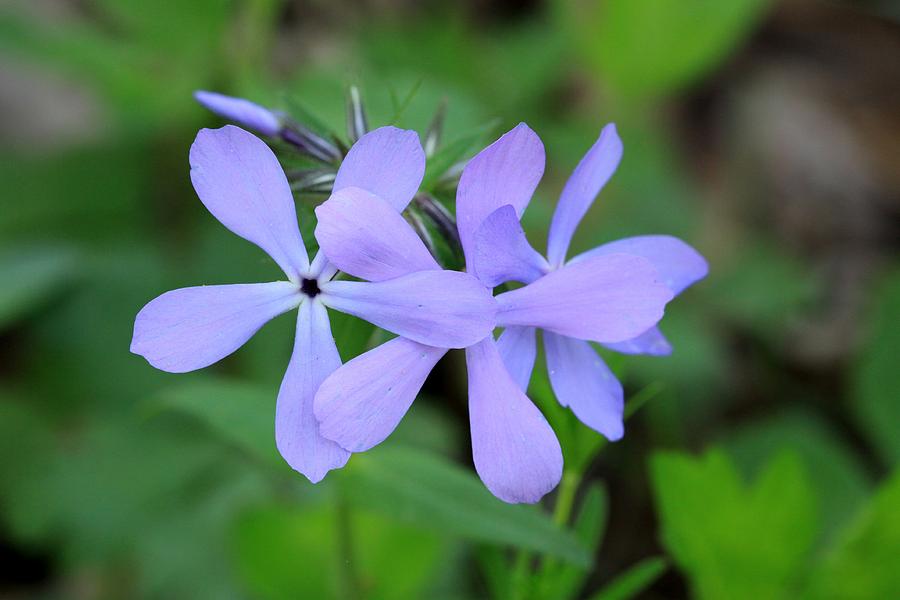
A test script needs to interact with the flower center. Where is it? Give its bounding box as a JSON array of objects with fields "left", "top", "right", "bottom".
[{"left": 300, "top": 278, "right": 320, "bottom": 298}]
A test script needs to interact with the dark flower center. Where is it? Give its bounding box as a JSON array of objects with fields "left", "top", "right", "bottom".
[{"left": 301, "top": 278, "right": 320, "bottom": 298}]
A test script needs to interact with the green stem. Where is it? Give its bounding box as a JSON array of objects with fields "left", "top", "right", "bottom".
[
  {"left": 508, "top": 471, "right": 581, "bottom": 600},
  {"left": 335, "top": 494, "right": 363, "bottom": 600},
  {"left": 509, "top": 549, "right": 532, "bottom": 600},
  {"left": 552, "top": 470, "right": 580, "bottom": 527}
]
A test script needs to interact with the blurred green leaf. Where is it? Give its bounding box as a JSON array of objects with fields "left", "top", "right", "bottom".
[
  {"left": 232, "top": 505, "right": 333, "bottom": 599},
  {"left": 344, "top": 446, "right": 592, "bottom": 567},
  {"left": 723, "top": 408, "right": 872, "bottom": 544},
  {"left": 0, "top": 142, "right": 147, "bottom": 241},
  {"left": 650, "top": 449, "right": 817, "bottom": 600},
  {"left": 0, "top": 1, "right": 233, "bottom": 124},
  {"left": 0, "top": 416, "right": 224, "bottom": 562},
  {"left": 421, "top": 120, "right": 499, "bottom": 191},
  {"left": 25, "top": 246, "right": 170, "bottom": 415},
  {"left": 588, "top": 556, "right": 667, "bottom": 600},
  {"left": 0, "top": 397, "right": 56, "bottom": 530},
  {"left": 233, "top": 504, "right": 451, "bottom": 600},
  {"left": 151, "top": 377, "right": 280, "bottom": 466},
  {"left": 806, "top": 469, "right": 900, "bottom": 599},
  {"left": 557, "top": 0, "right": 771, "bottom": 99},
  {"left": 476, "top": 546, "right": 512, "bottom": 600},
  {"left": 0, "top": 245, "right": 78, "bottom": 330},
  {"left": 151, "top": 373, "right": 584, "bottom": 570},
  {"left": 706, "top": 241, "right": 820, "bottom": 340},
  {"left": 852, "top": 270, "right": 900, "bottom": 465},
  {"left": 536, "top": 483, "right": 608, "bottom": 599},
  {"left": 133, "top": 464, "right": 270, "bottom": 600}
]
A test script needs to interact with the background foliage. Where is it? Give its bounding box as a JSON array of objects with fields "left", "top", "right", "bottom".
[{"left": 1, "top": 0, "right": 898, "bottom": 598}]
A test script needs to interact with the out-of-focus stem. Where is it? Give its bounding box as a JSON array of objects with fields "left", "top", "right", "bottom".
[
  {"left": 552, "top": 470, "right": 580, "bottom": 527},
  {"left": 509, "top": 549, "right": 532, "bottom": 600},
  {"left": 511, "top": 471, "right": 582, "bottom": 600},
  {"left": 335, "top": 495, "right": 362, "bottom": 600}
]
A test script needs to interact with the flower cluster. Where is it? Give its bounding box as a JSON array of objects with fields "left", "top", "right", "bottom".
[{"left": 132, "top": 92, "right": 707, "bottom": 504}]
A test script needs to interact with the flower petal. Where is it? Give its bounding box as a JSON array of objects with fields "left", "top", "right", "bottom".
[
  {"left": 544, "top": 332, "right": 624, "bottom": 441},
  {"left": 321, "top": 271, "right": 496, "bottom": 349},
  {"left": 275, "top": 299, "right": 350, "bottom": 483},
  {"left": 190, "top": 125, "right": 310, "bottom": 280},
  {"left": 472, "top": 205, "right": 549, "bottom": 287},
  {"left": 314, "top": 186, "right": 439, "bottom": 281},
  {"left": 570, "top": 235, "right": 708, "bottom": 295},
  {"left": 495, "top": 253, "right": 674, "bottom": 343},
  {"left": 466, "top": 338, "right": 562, "bottom": 504},
  {"left": 194, "top": 91, "right": 282, "bottom": 137},
  {"left": 456, "top": 123, "right": 544, "bottom": 268},
  {"left": 333, "top": 126, "right": 425, "bottom": 211},
  {"left": 314, "top": 337, "right": 447, "bottom": 452},
  {"left": 546, "top": 123, "right": 623, "bottom": 267},
  {"left": 131, "top": 282, "right": 300, "bottom": 373},
  {"left": 496, "top": 326, "right": 537, "bottom": 391},
  {"left": 602, "top": 326, "right": 672, "bottom": 356}
]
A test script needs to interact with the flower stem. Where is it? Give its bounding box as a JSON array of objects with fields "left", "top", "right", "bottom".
[
  {"left": 552, "top": 470, "right": 580, "bottom": 527},
  {"left": 335, "top": 494, "right": 363, "bottom": 600},
  {"left": 508, "top": 470, "right": 581, "bottom": 600}
]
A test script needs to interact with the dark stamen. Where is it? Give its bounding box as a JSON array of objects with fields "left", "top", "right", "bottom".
[{"left": 301, "top": 278, "right": 320, "bottom": 298}]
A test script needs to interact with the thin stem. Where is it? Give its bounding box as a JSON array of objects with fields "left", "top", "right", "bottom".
[
  {"left": 509, "top": 549, "right": 533, "bottom": 600},
  {"left": 335, "top": 495, "right": 363, "bottom": 600},
  {"left": 508, "top": 472, "right": 581, "bottom": 600},
  {"left": 552, "top": 470, "right": 580, "bottom": 527}
]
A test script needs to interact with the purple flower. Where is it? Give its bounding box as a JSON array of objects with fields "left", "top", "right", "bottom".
[
  {"left": 312, "top": 124, "right": 680, "bottom": 504},
  {"left": 194, "top": 91, "right": 283, "bottom": 137},
  {"left": 471, "top": 123, "right": 708, "bottom": 441},
  {"left": 131, "top": 124, "right": 496, "bottom": 482}
]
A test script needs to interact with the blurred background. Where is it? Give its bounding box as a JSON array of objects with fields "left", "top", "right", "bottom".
[{"left": 1, "top": 0, "right": 899, "bottom": 598}]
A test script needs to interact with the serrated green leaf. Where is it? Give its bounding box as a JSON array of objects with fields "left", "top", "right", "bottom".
[
  {"left": 806, "top": 469, "right": 900, "bottom": 599},
  {"left": 650, "top": 449, "right": 817, "bottom": 600},
  {"left": 724, "top": 409, "right": 872, "bottom": 544}
]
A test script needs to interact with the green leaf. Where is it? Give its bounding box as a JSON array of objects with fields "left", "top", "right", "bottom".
[
  {"left": 807, "top": 469, "right": 900, "bottom": 599},
  {"left": 132, "top": 465, "right": 271, "bottom": 600},
  {"left": 588, "top": 556, "right": 667, "bottom": 600},
  {"left": 536, "top": 483, "right": 609, "bottom": 599},
  {"left": 0, "top": 245, "right": 78, "bottom": 330},
  {"left": 475, "top": 545, "right": 512, "bottom": 599},
  {"left": 233, "top": 504, "right": 451, "bottom": 600},
  {"left": 705, "top": 241, "right": 820, "bottom": 340},
  {"left": 150, "top": 377, "right": 585, "bottom": 569},
  {"left": 557, "top": 0, "right": 772, "bottom": 99},
  {"left": 344, "top": 446, "right": 592, "bottom": 567},
  {"left": 150, "top": 377, "right": 280, "bottom": 466},
  {"left": 282, "top": 92, "right": 342, "bottom": 140},
  {"left": 0, "top": 1, "right": 232, "bottom": 123},
  {"left": 650, "top": 449, "right": 817, "bottom": 600},
  {"left": 0, "top": 142, "right": 146, "bottom": 241},
  {"left": 852, "top": 269, "right": 900, "bottom": 465},
  {"left": 329, "top": 310, "right": 377, "bottom": 362},
  {"left": 1, "top": 416, "right": 226, "bottom": 562},
  {"left": 723, "top": 408, "right": 872, "bottom": 544},
  {"left": 421, "top": 120, "right": 499, "bottom": 190}
]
